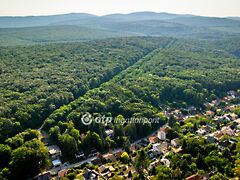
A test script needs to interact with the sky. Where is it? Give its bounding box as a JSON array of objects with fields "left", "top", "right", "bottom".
[{"left": 0, "top": 0, "right": 240, "bottom": 17}]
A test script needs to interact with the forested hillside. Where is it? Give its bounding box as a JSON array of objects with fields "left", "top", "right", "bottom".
[
  {"left": 42, "top": 38, "right": 240, "bottom": 153},
  {"left": 0, "top": 19, "right": 239, "bottom": 178},
  {"left": 0, "top": 26, "right": 131, "bottom": 46},
  {"left": 0, "top": 37, "right": 172, "bottom": 141},
  {"left": 1, "top": 12, "right": 240, "bottom": 46}
]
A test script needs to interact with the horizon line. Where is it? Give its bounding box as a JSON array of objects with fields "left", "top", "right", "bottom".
[{"left": 0, "top": 11, "right": 239, "bottom": 18}]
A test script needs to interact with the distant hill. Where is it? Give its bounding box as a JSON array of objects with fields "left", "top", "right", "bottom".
[
  {"left": 0, "top": 12, "right": 239, "bottom": 46},
  {"left": 0, "top": 25, "right": 131, "bottom": 46},
  {"left": 228, "top": 17, "right": 240, "bottom": 21},
  {"left": 102, "top": 12, "right": 193, "bottom": 22},
  {"left": 0, "top": 13, "right": 96, "bottom": 28},
  {"left": 168, "top": 16, "right": 240, "bottom": 27}
]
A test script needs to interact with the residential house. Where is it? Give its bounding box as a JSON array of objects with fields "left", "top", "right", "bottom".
[
  {"left": 58, "top": 169, "right": 67, "bottom": 178},
  {"left": 196, "top": 129, "right": 206, "bottom": 136},
  {"left": 172, "top": 147, "right": 183, "bottom": 154},
  {"left": 83, "top": 169, "right": 99, "bottom": 180},
  {"left": 102, "top": 153, "right": 117, "bottom": 163},
  {"left": 161, "top": 158, "right": 170, "bottom": 167},
  {"left": 148, "top": 136, "right": 160, "bottom": 144},
  {"left": 47, "top": 145, "right": 62, "bottom": 160},
  {"left": 104, "top": 129, "right": 114, "bottom": 137},
  {"left": 161, "top": 141, "right": 168, "bottom": 153},
  {"left": 52, "top": 159, "right": 62, "bottom": 169},
  {"left": 157, "top": 127, "right": 167, "bottom": 140},
  {"left": 113, "top": 150, "right": 123, "bottom": 160},
  {"left": 147, "top": 150, "right": 155, "bottom": 159},
  {"left": 221, "top": 126, "right": 235, "bottom": 136},
  {"left": 152, "top": 143, "right": 162, "bottom": 155},
  {"left": 171, "top": 138, "right": 180, "bottom": 147},
  {"left": 205, "top": 111, "right": 215, "bottom": 116},
  {"left": 91, "top": 157, "right": 102, "bottom": 166},
  {"left": 99, "top": 165, "right": 108, "bottom": 174}
]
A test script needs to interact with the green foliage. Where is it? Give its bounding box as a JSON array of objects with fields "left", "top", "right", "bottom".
[
  {"left": 59, "top": 134, "right": 78, "bottom": 159},
  {"left": 9, "top": 139, "right": 50, "bottom": 180},
  {"left": 0, "top": 144, "right": 11, "bottom": 169},
  {"left": 120, "top": 152, "right": 130, "bottom": 164}
]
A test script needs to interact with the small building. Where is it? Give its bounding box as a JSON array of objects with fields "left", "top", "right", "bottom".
[
  {"left": 83, "top": 169, "right": 99, "bottom": 180},
  {"left": 147, "top": 150, "right": 155, "bottom": 159},
  {"left": 157, "top": 127, "right": 167, "bottom": 140},
  {"left": 172, "top": 147, "right": 183, "bottom": 154},
  {"left": 148, "top": 136, "right": 160, "bottom": 144},
  {"left": 221, "top": 126, "right": 235, "bottom": 136},
  {"left": 99, "top": 165, "right": 108, "bottom": 173},
  {"left": 114, "top": 150, "right": 123, "bottom": 160},
  {"left": 196, "top": 129, "right": 206, "bottom": 136},
  {"left": 91, "top": 157, "right": 102, "bottom": 166},
  {"left": 105, "top": 129, "right": 114, "bottom": 137},
  {"left": 171, "top": 138, "right": 180, "bottom": 147},
  {"left": 161, "top": 158, "right": 170, "bottom": 167},
  {"left": 161, "top": 141, "right": 168, "bottom": 153},
  {"left": 47, "top": 145, "right": 62, "bottom": 160},
  {"left": 103, "top": 153, "right": 117, "bottom": 162},
  {"left": 152, "top": 143, "right": 162, "bottom": 155},
  {"left": 52, "top": 159, "right": 62, "bottom": 168},
  {"left": 205, "top": 111, "right": 215, "bottom": 116},
  {"left": 58, "top": 169, "right": 67, "bottom": 178}
]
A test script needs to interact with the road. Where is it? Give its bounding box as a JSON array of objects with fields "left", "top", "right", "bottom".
[{"left": 49, "top": 124, "right": 167, "bottom": 174}]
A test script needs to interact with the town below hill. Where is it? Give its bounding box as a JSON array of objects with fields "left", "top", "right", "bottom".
[{"left": 37, "top": 90, "right": 240, "bottom": 180}]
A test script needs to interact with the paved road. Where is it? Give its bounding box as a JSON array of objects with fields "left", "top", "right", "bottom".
[{"left": 49, "top": 148, "right": 123, "bottom": 174}]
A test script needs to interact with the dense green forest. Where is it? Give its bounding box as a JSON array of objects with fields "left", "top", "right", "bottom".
[
  {"left": 0, "top": 26, "right": 130, "bottom": 46},
  {"left": 0, "top": 37, "right": 173, "bottom": 139},
  {"left": 0, "top": 36, "right": 240, "bottom": 179},
  {"left": 0, "top": 12, "right": 240, "bottom": 179},
  {"left": 42, "top": 38, "right": 240, "bottom": 153}
]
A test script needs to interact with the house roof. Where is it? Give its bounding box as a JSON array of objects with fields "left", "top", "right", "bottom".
[
  {"left": 47, "top": 145, "right": 61, "bottom": 155},
  {"left": 171, "top": 138, "right": 179, "bottom": 143},
  {"left": 114, "top": 151, "right": 123, "bottom": 159},
  {"left": 91, "top": 158, "right": 102, "bottom": 165},
  {"left": 83, "top": 169, "right": 98, "bottom": 179},
  {"left": 159, "top": 127, "right": 168, "bottom": 133},
  {"left": 185, "top": 174, "right": 201, "bottom": 180},
  {"left": 58, "top": 169, "right": 67, "bottom": 177},
  {"left": 103, "top": 153, "right": 117, "bottom": 162},
  {"left": 52, "top": 159, "right": 61, "bottom": 166},
  {"left": 148, "top": 136, "right": 159, "bottom": 144},
  {"left": 99, "top": 165, "right": 107, "bottom": 173}
]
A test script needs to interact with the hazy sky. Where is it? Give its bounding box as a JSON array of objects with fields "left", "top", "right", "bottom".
[{"left": 0, "top": 0, "right": 239, "bottom": 17}]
